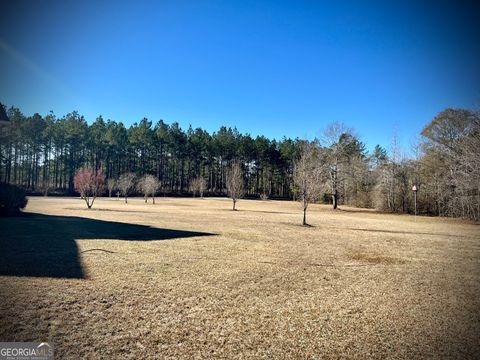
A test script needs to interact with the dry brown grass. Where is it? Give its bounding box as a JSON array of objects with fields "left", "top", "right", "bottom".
[
  {"left": 1, "top": 197, "right": 479, "bottom": 359},
  {"left": 346, "top": 250, "right": 407, "bottom": 265}
]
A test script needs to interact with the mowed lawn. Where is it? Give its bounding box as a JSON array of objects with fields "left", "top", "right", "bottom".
[{"left": 0, "top": 197, "right": 479, "bottom": 359}]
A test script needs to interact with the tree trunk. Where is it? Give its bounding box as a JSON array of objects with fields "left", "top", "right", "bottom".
[
  {"left": 125, "top": 196, "right": 128, "bottom": 204},
  {"left": 332, "top": 191, "right": 338, "bottom": 209},
  {"left": 233, "top": 198, "right": 236, "bottom": 211},
  {"left": 303, "top": 207, "right": 307, "bottom": 225}
]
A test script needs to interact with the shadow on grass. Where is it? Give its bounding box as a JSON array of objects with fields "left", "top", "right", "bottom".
[{"left": 0, "top": 213, "right": 215, "bottom": 279}]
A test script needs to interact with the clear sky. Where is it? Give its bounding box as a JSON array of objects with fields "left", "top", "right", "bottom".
[{"left": 1, "top": 0, "right": 479, "bottom": 152}]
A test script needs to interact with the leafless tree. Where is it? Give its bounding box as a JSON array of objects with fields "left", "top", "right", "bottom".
[
  {"left": 420, "top": 108, "right": 480, "bottom": 220},
  {"left": 294, "top": 141, "right": 324, "bottom": 225},
  {"left": 322, "top": 122, "right": 355, "bottom": 209},
  {"left": 374, "top": 133, "right": 414, "bottom": 213},
  {"left": 226, "top": 161, "right": 245, "bottom": 210},
  {"left": 74, "top": 168, "right": 105, "bottom": 209},
  {"left": 191, "top": 176, "right": 207, "bottom": 198},
  {"left": 107, "top": 178, "right": 117, "bottom": 198},
  {"left": 151, "top": 178, "right": 161, "bottom": 204},
  {"left": 344, "top": 154, "right": 372, "bottom": 208},
  {"left": 375, "top": 132, "right": 400, "bottom": 212},
  {"left": 138, "top": 174, "right": 161, "bottom": 203},
  {"left": 117, "top": 172, "right": 136, "bottom": 203}
]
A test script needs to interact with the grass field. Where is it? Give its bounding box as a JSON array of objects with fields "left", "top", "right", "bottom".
[{"left": 1, "top": 196, "right": 479, "bottom": 359}]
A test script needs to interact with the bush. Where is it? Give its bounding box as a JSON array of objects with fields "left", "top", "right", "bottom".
[{"left": 0, "top": 182, "right": 28, "bottom": 216}]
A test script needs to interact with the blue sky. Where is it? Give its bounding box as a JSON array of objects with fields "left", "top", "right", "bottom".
[{"left": 1, "top": 0, "right": 479, "bottom": 152}]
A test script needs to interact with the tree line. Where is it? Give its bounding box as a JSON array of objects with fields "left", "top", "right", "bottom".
[{"left": 0, "top": 105, "right": 478, "bottom": 220}]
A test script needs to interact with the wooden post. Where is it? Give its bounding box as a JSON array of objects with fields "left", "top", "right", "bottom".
[{"left": 412, "top": 185, "right": 418, "bottom": 222}]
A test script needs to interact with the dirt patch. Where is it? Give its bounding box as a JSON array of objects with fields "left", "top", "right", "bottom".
[{"left": 347, "top": 250, "right": 407, "bottom": 264}]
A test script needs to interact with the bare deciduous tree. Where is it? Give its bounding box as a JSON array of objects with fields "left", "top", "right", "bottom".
[
  {"left": 322, "top": 122, "right": 355, "bottom": 209},
  {"left": 117, "top": 172, "right": 136, "bottom": 203},
  {"left": 107, "top": 178, "right": 117, "bottom": 198},
  {"left": 138, "top": 174, "right": 161, "bottom": 203},
  {"left": 74, "top": 168, "right": 105, "bottom": 209},
  {"left": 191, "top": 176, "right": 207, "bottom": 198},
  {"left": 294, "top": 141, "right": 324, "bottom": 225},
  {"left": 420, "top": 108, "right": 480, "bottom": 220},
  {"left": 226, "top": 161, "right": 245, "bottom": 210}
]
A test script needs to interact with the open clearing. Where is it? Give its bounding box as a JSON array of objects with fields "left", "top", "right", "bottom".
[{"left": 0, "top": 197, "right": 479, "bottom": 359}]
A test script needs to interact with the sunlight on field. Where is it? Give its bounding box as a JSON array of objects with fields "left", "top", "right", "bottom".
[{"left": 1, "top": 197, "right": 479, "bottom": 358}]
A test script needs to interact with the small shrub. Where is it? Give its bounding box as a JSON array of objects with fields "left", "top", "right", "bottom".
[{"left": 0, "top": 182, "right": 28, "bottom": 216}]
